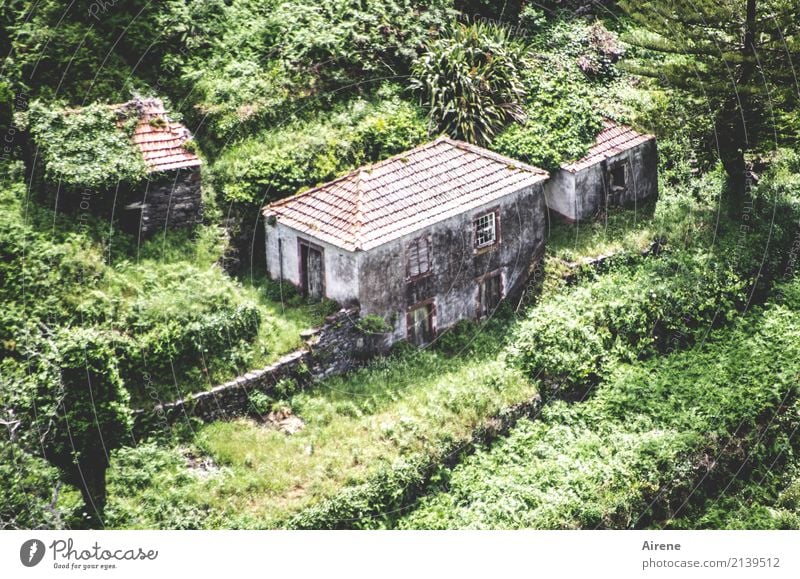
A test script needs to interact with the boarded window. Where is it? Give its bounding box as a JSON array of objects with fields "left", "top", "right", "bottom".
[
  {"left": 474, "top": 212, "right": 497, "bottom": 248},
  {"left": 407, "top": 302, "right": 434, "bottom": 346},
  {"left": 477, "top": 272, "right": 503, "bottom": 318},
  {"left": 407, "top": 236, "right": 431, "bottom": 278}
]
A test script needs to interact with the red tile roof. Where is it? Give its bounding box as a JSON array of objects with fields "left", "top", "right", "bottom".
[
  {"left": 263, "top": 137, "right": 548, "bottom": 251},
  {"left": 563, "top": 119, "right": 654, "bottom": 173},
  {"left": 119, "top": 99, "right": 201, "bottom": 173}
]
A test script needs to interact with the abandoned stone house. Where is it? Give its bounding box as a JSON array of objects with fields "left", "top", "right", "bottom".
[
  {"left": 26, "top": 97, "right": 202, "bottom": 237},
  {"left": 120, "top": 98, "right": 203, "bottom": 236},
  {"left": 262, "top": 137, "right": 550, "bottom": 346},
  {"left": 544, "top": 119, "right": 658, "bottom": 221},
  {"left": 262, "top": 121, "right": 658, "bottom": 347}
]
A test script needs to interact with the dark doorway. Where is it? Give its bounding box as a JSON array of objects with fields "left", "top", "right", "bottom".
[
  {"left": 608, "top": 164, "right": 627, "bottom": 205},
  {"left": 477, "top": 272, "right": 503, "bottom": 319},
  {"left": 299, "top": 240, "right": 324, "bottom": 300},
  {"left": 407, "top": 301, "right": 435, "bottom": 346}
]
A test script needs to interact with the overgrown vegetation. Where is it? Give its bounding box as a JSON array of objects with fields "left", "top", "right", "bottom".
[
  {"left": 103, "top": 316, "right": 538, "bottom": 528},
  {"left": 25, "top": 101, "right": 147, "bottom": 191},
  {"left": 398, "top": 277, "right": 800, "bottom": 529},
  {"left": 1, "top": 0, "right": 799, "bottom": 531}
]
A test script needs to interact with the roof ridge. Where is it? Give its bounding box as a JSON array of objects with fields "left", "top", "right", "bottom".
[
  {"left": 264, "top": 139, "right": 447, "bottom": 212},
  {"left": 353, "top": 169, "right": 367, "bottom": 250},
  {"left": 442, "top": 138, "right": 549, "bottom": 176},
  {"left": 262, "top": 137, "right": 549, "bottom": 214}
]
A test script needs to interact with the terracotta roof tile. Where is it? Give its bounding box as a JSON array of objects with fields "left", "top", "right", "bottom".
[
  {"left": 263, "top": 137, "right": 548, "bottom": 252},
  {"left": 563, "top": 119, "right": 654, "bottom": 173},
  {"left": 117, "top": 99, "right": 201, "bottom": 173}
]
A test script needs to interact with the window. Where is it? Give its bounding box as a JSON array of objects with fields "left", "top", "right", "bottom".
[
  {"left": 407, "top": 301, "right": 435, "bottom": 346},
  {"left": 474, "top": 211, "right": 497, "bottom": 249},
  {"left": 477, "top": 272, "right": 503, "bottom": 319},
  {"left": 610, "top": 165, "right": 626, "bottom": 192},
  {"left": 406, "top": 236, "right": 431, "bottom": 279}
]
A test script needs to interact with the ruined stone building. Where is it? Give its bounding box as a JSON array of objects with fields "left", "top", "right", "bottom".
[
  {"left": 25, "top": 97, "right": 202, "bottom": 238},
  {"left": 544, "top": 120, "right": 658, "bottom": 221},
  {"left": 118, "top": 98, "right": 203, "bottom": 236},
  {"left": 262, "top": 137, "right": 549, "bottom": 346}
]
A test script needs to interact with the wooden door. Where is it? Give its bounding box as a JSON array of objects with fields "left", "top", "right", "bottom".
[{"left": 300, "top": 242, "right": 324, "bottom": 300}]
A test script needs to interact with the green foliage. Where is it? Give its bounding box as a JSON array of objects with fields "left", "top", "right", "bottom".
[
  {"left": 356, "top": 314, "right": 391, "bottom": 335},
  {"left": 0, "top": 79, "right": 12, "bottom": 134},
  {"left": 620, "top": 0, "right": 800, "bottom": 212},
  {"left": 410, "top": 22, "right": 528, "bottom": 145},
  {"left": 491, "top": 68, "right": 602, "bottom": 170},
  {"left": 0, "top": 439, "right": 64, "bottom": 529},
  {"left": 508, "top": 250, "right": 746, "bottom": 387},
  {"left": 401, "top": 278, "right": 800, "bottom": 528},
  {"left": 167, "top": 0, "right": 454, "bottom": 143},
  {"left": 1, "top": 325, "right": 133, "bottom": 518},
  {"left": 7, "top": 1, "right": 162, "bottom": 102},
  {"left": 26, "top": 101, "right": 147, "bottom": 191},
  {"left": 214, "top": 89, "right": 427, "bottom": 207},
  {"left": 104, "top": 443, "right": 214, "bottom": 529}
]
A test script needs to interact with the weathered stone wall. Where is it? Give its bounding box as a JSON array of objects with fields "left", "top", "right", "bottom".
[
  {"left": 546, "top": 139, "right": 659, "bottom": 222},
  {"left": 134, "top": 166, "right": 203, "bottom": 237},
  {"left": 132, "top": 307, "right": 383, "bottom": 437},
  {"left": 357, "top": 183, "right": 548, "bottom": 344}
]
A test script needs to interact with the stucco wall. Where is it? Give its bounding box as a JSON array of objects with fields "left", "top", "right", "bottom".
[
  {"left": 357, "top": 183, "right": 547, "bottom": 344},
  {"left": 543, "top": 169, "right": 576, "bottom": 220},
  {"left": 547, "top": 138, "right": 658, "bottom": 222},
  {"left": 264, "top": 220, "right": 360, "bottom": 305}
]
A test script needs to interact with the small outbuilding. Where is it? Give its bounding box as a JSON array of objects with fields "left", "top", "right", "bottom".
[
  {"left": 118, "top": 98, "right": 203, "bottom": 236},
  {"left": 262, "top": 137, "right": 549, "bottom": 347},
  {"left": 25, "top": 97, "right": 203, "bottom": 238},
  {"left": 544, "top": 120, "right": 658, "bottom": 222}
]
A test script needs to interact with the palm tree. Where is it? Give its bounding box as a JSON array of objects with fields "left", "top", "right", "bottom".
[{"left": 410, "top": 22, "right": 528, "bottom": 146}]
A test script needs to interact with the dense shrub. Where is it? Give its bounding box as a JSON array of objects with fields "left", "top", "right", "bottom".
[
  {"left": 507, "top": 250, "right": 746, "bottom": 387},
  {"left": 25, "top": 101, "right": 147, "bottom": 191},
  {"left": 1, "top": 326, "right": 133, "bottom": 520},
  {"left": 400, "top": 278, "right": 800, "bottom": 529},
  {"left": 0, "top": 183, "right": 262, "bottom": 404},
  {"left": 168, "top": 0, "right": 454, "bottom": 143},
  {"left": 490, "top": 67, "right": 602, "bottom": 170},
  {"left": 410, "top": 21, "right": 528, "bottom": 145},
  {"left": 119, "top": 303, "right": 261, "bottom": 394},
  {"left": 213, "top": 89, "right": 427, "bottom": 208}
]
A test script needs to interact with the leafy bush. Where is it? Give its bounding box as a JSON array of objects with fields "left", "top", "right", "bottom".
[
  {"left": 507, "top": 250, "right": 746, "bottom": 387},
  {"left": 1, "top": 326, "right": 133, "bottom": 520},
  {"left": 400, "top": 278, "right": 800, "bottom": 529},
  {"left": 170, "top": 0, "right": 453, "bottom": 143},
  {"left": 489, "top": 55, "right": 602, "bottom": 171},
  {"left": 25, "top": 101, "right": 146, "bottom": 191},
  {"left": 213, "top": 89, "right": 427, "bottom": 207}
]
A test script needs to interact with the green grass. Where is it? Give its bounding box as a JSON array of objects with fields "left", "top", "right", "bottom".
[
  {"left": 546, "top": 199, "right": 658, "bottom": 263},
  {"left": 105, "top": 319, "right": 539, "bottom": 528},
  {"left": 239, "top": 275, "right": 337, "bottom": 368}
]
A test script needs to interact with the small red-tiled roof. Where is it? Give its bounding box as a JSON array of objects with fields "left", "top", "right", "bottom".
[
  {"left": 562, "top": 119, "right": 654, "bottom": 173},
  {"left": 263, "top": 137, "right": 548, "bottom": 252},
  {"left": 118, "top": 99, "right": 201, "bottom": 173}
]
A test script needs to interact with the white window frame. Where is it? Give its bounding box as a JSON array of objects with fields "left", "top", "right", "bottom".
[{"left": 474, "top": 211, "right": 497, "bottom": 249}]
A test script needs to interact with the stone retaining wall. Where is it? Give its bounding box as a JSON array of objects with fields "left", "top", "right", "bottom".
[{"left": 132, "top": 307, "right": 382, "bottom": 438}]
